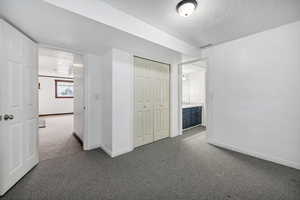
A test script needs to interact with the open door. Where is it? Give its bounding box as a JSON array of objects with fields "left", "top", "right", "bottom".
[
  {"left": 73, "top": 54, "right": 85, "bottom": 148},
  {"left": 0, "top": 20, "right": 39, "bottom": 196}
]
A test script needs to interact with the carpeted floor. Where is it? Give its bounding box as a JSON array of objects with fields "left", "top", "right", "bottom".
[
  {"left": 1, "top": 128, "right": 300, "bottom": 200},
  {"left": 39, "top": 115, "right": 82, "bottom": 161},
  {"left": 183, "top": 125, "right": 206, "bottom": 134}
]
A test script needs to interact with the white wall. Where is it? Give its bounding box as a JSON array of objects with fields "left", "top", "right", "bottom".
[
  {"left": 99, "top": 49, "right": 136, "bottom": 157},
  {"left": 100, "top": 51, "right": 113, "bottom": 153},
  {"left": 38, "top": 76, "right": 73, "bottom": 115},
  {"left": 189, "top": 71, "right": 206, "bottom": 104},
  {"left": 182, "top": 78, "right": 190, "bottom": 104},
  {"left": 182, "top": 70, "right": 206, "bottom": 104},
  {"left": 112, "top": 49, "right": 134, "bottom": 156},
  {"left": 203, "top": 21, "right": 300, "bottom": 170}
]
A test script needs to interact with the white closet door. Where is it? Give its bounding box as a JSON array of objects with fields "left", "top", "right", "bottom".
[
  {"left": 0, "top": 20, "right": 38, "bottom": 196},
  {"left": 153, "top": 62, "right": 170, "bottom": 141},
  {"left": 134, "top": 57, "right": 154, "bottom": 147},
  {"left": 134, "top": 57, "right": 169, "bottom": 147}
]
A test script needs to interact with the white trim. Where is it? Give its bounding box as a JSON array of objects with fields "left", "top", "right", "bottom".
[
  {"left": 84, "top": 143, "right": 101, "bottom": 151},
  {"left": 100, "top": 145, "right": 133, "bottom": 158},
  {"left": 208, "top": 139, "right": 300, "bottom": 170},
  {"left": 169, "top": 61, "right": 180, "bottom": 138},
  {"left": 179, "top": 57, "right": 209, "bottom": 66},
  {"left": 38, "top": 43, "right": 84, "bottom": 55},
  {"left": 83, "top": 55, "right": 89, "bottom": 151},
  {"left": 130, "top": 54, "right": 135, "bottom": 151},
  {"left": 100, "top": 145, "right": 112, "bottom": 157},
  {"left": 111, "top": 147, "right": 134, "bottom": 158}
]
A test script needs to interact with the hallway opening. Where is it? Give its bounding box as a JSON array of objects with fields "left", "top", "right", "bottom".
[{"left": 38, "top": 47, "right": 85, "bottom": 161}]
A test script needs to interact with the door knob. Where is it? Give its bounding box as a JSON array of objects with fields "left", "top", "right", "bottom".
[{"left": 4, "top": 114, "right": 14, "bottom": 120}]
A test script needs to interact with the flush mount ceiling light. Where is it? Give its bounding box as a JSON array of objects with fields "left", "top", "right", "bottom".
[{"left": 176, "top": 0, "right": 198, "bottom": 17}]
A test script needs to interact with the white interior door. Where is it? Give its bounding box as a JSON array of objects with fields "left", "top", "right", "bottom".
[
  {"left": 73, "top": 54, "right": 85, "bottom": 145},
  {"left": 0, "top": 20, "right": 39, "bottom": 196},
  {"left": 134, "top": 57, "right": 169, "bottom": 147}
]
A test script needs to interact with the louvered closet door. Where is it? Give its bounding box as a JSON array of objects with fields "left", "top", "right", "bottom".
[
  {"left": 134, "top": 57, "right": 169, "bottom": 148},
  {"left": 134, "top": 57, "right": 154, "bottom": 147}
]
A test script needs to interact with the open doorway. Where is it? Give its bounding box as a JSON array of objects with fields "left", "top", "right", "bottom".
[
  {"left": 38, "top": 47, "right": 84, "bottom": 161},
  {"left": 179, "top": 59, "right": 207, "bottom": 136}
]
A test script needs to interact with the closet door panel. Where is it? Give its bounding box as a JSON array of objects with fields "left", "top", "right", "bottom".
[
  {"left": 154, "top": 63, "right": 170, "bottom": 141},
  {"left": 134, "top": 57, "right": 154, "bottom": 147}
]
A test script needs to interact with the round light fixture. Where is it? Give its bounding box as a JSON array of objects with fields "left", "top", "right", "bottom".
[{"left": 176, "top": 0, "right": 198, "bottom": 17}]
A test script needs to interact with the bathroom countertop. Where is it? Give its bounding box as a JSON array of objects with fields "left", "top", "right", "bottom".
[{"left": 182, "top": 103, "right": 204, "bottom": 109}]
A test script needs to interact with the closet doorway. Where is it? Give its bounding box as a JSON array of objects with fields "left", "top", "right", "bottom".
[{"left": 134, "top": 56, "right": 170, "bottom": 147}]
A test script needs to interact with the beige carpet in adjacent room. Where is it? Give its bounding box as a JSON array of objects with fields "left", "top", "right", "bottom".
[{"left": 39, "top": 115, "right": 82, "bottom": 161}]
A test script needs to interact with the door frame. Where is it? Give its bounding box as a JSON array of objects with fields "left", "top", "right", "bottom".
[
  {"left": 132, "top": 55, "right": 171, "bottom": 148},
  {"left": 178, "top": 58, "right": 209, "bottom": 136},
  {"left": 37, "top": 44, "right": 89, "bottom": 150}
]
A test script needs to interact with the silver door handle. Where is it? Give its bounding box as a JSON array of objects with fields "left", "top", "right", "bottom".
[{"left": 4, "top": 114, "right": 14, "bottom": 120}]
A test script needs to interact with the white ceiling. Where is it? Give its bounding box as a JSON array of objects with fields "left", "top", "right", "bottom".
[
  {"left": 44, "top": 0, "right": 199, "bottom": 55},
  {"left": 0, "top": 0, "right": 181, "bottom": 61},
  {"left": 1, "top": 0, "right": 299, "bottom": 57},
  {"left": 101, "top": 0, "right": 300, "bottom": 47},
  {"left": 39, "top": 48, "right": 74, "bottom": 77}
]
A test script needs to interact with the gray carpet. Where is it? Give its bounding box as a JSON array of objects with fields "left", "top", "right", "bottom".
[
  {"left": 183, "top": 125, "right": 206, "bottom": 134},
  {"left": 39, "top": 115, "right": 82, "bottom": 161},
  {"left": 1, "top": 130, "right": 300, "bottom": 200}
]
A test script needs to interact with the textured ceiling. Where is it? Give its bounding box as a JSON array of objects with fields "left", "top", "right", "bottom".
[{"left": 102, "top": 0, "right": 300, "bottom": 47}]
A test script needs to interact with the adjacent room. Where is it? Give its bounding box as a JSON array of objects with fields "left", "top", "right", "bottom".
[
  {"left": 181, "top": 60, "right": 207, "bottom": 135},
  {"left": 0, "top": 0, "right": 300, "bottom": 199},
  {"left": 38, "top": 47, "right": 84, "bottom": 160}
]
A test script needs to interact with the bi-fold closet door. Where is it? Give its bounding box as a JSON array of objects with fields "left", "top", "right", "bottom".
[{"left": 134, "top": 57, "right": 170, "bottom": 147}]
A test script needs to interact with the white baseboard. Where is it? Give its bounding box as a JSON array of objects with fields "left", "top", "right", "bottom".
[
  {"left": 111, "top": 147, "right": 134, "bottom": 158},
  {"left": 84, "top": 143, "right": 101, "bottom": 151},
  {"left": 208, "top": 139, "right": 300, "bottom": 170},
  {"left": 100, "top": 145, "right": 113, "bottom": 157},
  {"left": 99, "top": 145, "right": 133, "bottom": 158}
]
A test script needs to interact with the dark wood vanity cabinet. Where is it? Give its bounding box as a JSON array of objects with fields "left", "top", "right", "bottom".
[{"left": 182, "top": 106, "right": 202, "bottom": 129}]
